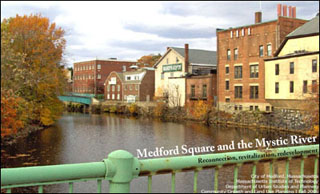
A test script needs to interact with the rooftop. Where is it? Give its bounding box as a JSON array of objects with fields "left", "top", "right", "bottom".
[
  {"left": 286, "top": 15, "right": 319, "bottom": 38},
  {"left": 171, "top": 47, "right": 217, "bottom": 66}
]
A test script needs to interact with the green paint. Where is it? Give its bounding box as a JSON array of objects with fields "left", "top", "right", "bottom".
[{"left": 162, "top": 63, "right": 182, "bottom": 72}]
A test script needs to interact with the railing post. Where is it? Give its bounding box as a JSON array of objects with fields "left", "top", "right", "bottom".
[{"left": 104, "top": 150, "right": 140, "bottom": 193}]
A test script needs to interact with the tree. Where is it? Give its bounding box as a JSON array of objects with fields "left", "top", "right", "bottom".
[
  {"left": 1, "top": 14, "right": 67, "bottom": 135},
  {"left": 137, "top": 54, "right": 161, "bottom": 67}
]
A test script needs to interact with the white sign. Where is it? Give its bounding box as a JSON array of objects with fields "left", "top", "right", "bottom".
[{"left": 127, "top": 95, "right": 136, "bottom": 103}]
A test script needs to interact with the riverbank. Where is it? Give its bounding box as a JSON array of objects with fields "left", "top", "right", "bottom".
[
  {"left": 65, "top": 102, "right": 317, "bottom": 136},
  {"left": 1, "top": 124, "right": 45, "bottom": 146}
]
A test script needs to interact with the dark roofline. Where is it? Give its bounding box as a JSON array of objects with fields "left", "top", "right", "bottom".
[
  {"left": 274, "top": 33, "right": 319, "bottom": 57},
  {"left": 217, "top": 16, "right": 307, "bottom": 33},
  {"left": 264, "top": 51, "right": 319, "bottom": 61}
]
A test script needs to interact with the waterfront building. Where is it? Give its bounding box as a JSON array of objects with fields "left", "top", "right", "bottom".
[
  {"left": 216, "top": 4, "right": 307, "bottom": 112},
  {"left": 264, "top": 14, "right": 319, "bottom": 110},
  {"left": 104, "top": 68, "right": 155, "bottom": 102},
  {"left": 73, "top": 58, "right": 137, "bottom": 95},
  {"left": 154, "top": 44, "right": 217, "bottom": 107}
]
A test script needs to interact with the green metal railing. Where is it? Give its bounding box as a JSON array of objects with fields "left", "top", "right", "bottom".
[{"left": 1, "top": 144, "right": 319, "bottom": 193}]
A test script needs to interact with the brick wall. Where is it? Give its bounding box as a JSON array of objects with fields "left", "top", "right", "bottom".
[
  {"left": 73, "top": 60, "right": 137, "bottom": 94},
  {"left": 104, "top": 71, "right": 123, "bottom": 101},
  {"left": 217, "top": 15, "right": 307, "bottom": 112},
  {"left": 139, "top": 70, "right": 155, "bottom": 101}
]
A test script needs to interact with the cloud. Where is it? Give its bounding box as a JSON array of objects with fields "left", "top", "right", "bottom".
[{"left": 124, "top": 23, "right": 216, "bottom": 39}]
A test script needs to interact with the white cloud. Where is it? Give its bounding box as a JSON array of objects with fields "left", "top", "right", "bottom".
[{"left": 1, "top": 1, "right": 319, "bottom": 67}]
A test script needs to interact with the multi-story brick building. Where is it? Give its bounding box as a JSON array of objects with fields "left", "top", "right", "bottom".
[
  {"left": 264, "top": 14, "right": 319, "bottom": 110},
  {"left": 216, "top": 4, "right": 307, "bottom": 112},
  {"left": 104, "top": 68, "right": 155, "bottom": 102},
  {"left": 73, "top": 59, "right": 137, "bottom": 95},
  {"left": 186, "top": 74, "right": 217, "bottom": 106}
]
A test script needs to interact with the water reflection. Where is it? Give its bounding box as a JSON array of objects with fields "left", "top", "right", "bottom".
[{"left": 1, "top": 113, "right": 317, "bottom": 193}]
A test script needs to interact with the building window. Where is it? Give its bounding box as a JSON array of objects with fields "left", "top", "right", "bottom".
[
  {"left": 135, "top": 85, "right": 138, "bottom": 91},
  {"left": 112, "top": 85, "right": 115, "bottom": 92},
  {"left": 225, "top": 80, "right": 229, "bottom": 90},
  {"left": 312, "top": 80, "right": 317, "bottom": 93},
  {"left": 248, "top": 28, "right": 251, "bottom": 35},
  {"left": 227, "top": 49, "right": 231, "bottom": 60},
  {"left": 117, "top": 85, "right": 120, "bottom": 92},
  {"left": 89, "top": 65, "right": 91, "bottom": 70},
  {"left": 303, "top": 80, "right": 308, "bottom": 93},
  {"left": 255, "top": 106, "right": 259, "bottom": 111},
  {"left": 176, "top": 57, "right": 179, "bottom": 63},
  {"left": 117, "top": 94, "right": 120, "bottom": 100},
  {"left": 226, "top": 66, "right": 229, "bottom": 74},
  {"left": 107, "top": 94, "right": 110, "bottom": 99},
  {"left": 239, "top": 105, "right": 242, "bottom": 111},
  {"left": 124, "top": 95, "right": 127, "bottom": 100},
  {"left": 241, "top": 29, "right": 245, "bottom": 36},
  {"left": 112, "top": 94, "right": 115, "bottom": 100},
  {"left": 250, "top": 106, "right": 254, "bottom": 111},
  {"left": 97, "top": 64, "right": 101, "bottom": 70},
  {"left": 161, "top": 73, "right": 164, "bottom": 80},
  {"left": 166, "top": 58, "right": 169, "bottom": 64},
  {"left": 290, "top": 62, "right": 294, "bottom": 74},
  {"left": 191, "top": 85, "right": 195, "bottom": 98},
  {"left": 234, "top": 48, "right": 238, "bottom": 60},
  {"left": 123, "top": 66, "right": 126, "bottom": 72},
  {"left": 235, "top": 86, "right": 242, "bottom": 99},
  {"left": 92, "top": 65, "right": 94, "bottom": 69},
  {"left": 236, "top": 30, "right": 239, "bottom": 37},
  {"left": 124, "top": 85, "right": 127, "bottom": 91},
  {"left": 267, "top": 44, "right": 272, "bottom": 56},
  {"left": 312, "top": 59, "right": 317, "bottom": 72},
  {"left": 275, "top": 82, "right": 279, "bottom": 94},
  {"left": 290, "top": 81, "right": 294, "bottom": 93},
  {"left": 202, "top": 84, "right": 207, "bottom": 98},
  {"left": 259, "top": 45, "right": 263, "bottom": 57},
  {"left": 234, "top": 105, "right": 238, "bottom": 111},
  {"left": 250, "top": 86, "right": 259, "bottom": 99},
  {"left": 97, "top": 74, "right": 101, "bottom": 79},
  {"left": 275, "top": 64, "right": 279, "bottom": 75},
  {"left": 266, "top": 106, "right": 270, "bottom": 112},
  {"left": 129, "top": 85, "right": 132, "bottom": 91},
  {"left": 250, "top": 64, "right": 259, "bottom": 78},
  {"left": 225, "top": 98, "right": 230, "bottom": 102},
  {"left": 230, "top": 31, "right": 233, "bottom": 38},
  {"left": 234, "top": 66, "right": 242, "bottom": 79}
]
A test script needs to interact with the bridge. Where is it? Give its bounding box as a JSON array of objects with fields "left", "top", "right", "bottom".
[
  {"left": 58, "top": 93, "right": 104, "bottom": 105},
  {"left": 1, "top": 144, "right": 319, "bottom": 193}
]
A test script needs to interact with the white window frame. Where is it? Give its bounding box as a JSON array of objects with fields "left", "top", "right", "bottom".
[{"left": 97, "top": 64, "right": 101, "bottom": 70}]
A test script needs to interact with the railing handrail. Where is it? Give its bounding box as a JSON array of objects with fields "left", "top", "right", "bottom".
[{"left": 1, "top": 144, "right": 319, "bottom": 193}]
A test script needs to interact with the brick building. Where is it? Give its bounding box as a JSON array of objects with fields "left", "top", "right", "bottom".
[
  {"left": 104, "top": 68, "right": 155, "bottom": 102},
  {"left": 216, "top": 4, "right": 307, "bottom": 112},
  {"left": 186, "top": 74, "right": 217, "bottom": 106},
  {"left": 73, "top": 59, "right": 137, "bottom": 95}
]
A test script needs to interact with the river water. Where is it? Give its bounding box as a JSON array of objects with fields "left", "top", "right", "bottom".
[{"left": 1, "top": 113, "right": 318, "bottom": 193}]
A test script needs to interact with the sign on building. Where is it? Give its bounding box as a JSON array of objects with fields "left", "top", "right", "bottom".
[
  {"left": 127, "top": 95, "right": 136, "bottom": 103},
  {"left": 162, "top": 63, "right": 182, "bottom": 72}
]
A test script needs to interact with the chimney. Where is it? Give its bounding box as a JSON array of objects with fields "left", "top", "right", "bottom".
[
  {"left": 277, "top": 4, "right": 282, "bottom": 17},
  {"left": 167, "top": 47, "right": 170, "bottom": 51},
  {"left": 283, "top": 5, "right": 287, "bottom": 17},
  {"left": 292, "top": 7, "right": 296, "bottom": 18},
  {"left": 255, "top": 12, "right": 262, "bottom": 24},
  {"left": 184, "top": 44, "right": 189, "bottom": 74},
  {"left": 289, "top": 6, "right": 292, "bottom": 17}
]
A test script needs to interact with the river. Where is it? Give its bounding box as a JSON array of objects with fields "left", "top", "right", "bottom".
[{"left": 1, "top": 113, "right": 317, "bottom": 193}]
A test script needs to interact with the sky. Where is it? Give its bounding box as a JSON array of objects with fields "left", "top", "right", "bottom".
[{"left": 1, "top": 1, "right": 319, "bottom": 67}]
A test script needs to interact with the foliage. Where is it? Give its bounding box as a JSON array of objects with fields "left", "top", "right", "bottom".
[
  {"left": 109, "top": 106, "right": 117, "bottom": 113},
  {"left": 128, "top": 103, "right": 138, "bottom": 115},
  {"left": 187, "top": 100, "right": 212, "bottom": 120},
  {"left": 305, "top": 83, "right": 319, "bottom": 136},
  {"left": 1, "top": 14, "right": 67, "bottom": 136},
  {"left": 154, "top": 102, "right": 167, "bottom": 117},
  {"left": 137, "top": 54, "right": 161, "bottom": 67}
]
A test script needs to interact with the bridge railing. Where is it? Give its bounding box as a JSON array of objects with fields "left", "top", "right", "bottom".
[{"left": 1, "top": 144, "right": 319, "bottom": 193}]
